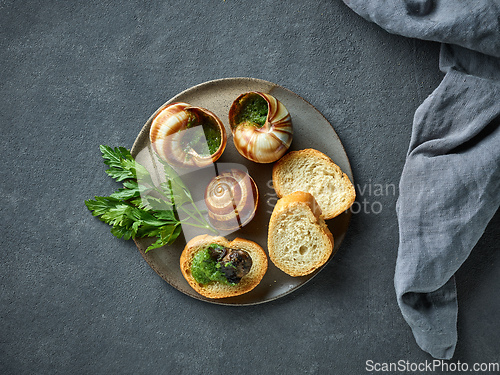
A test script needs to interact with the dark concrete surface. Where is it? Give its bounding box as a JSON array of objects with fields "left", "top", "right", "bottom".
[{"left": 1, "top": 1, "right": 498, "bottom": 374}]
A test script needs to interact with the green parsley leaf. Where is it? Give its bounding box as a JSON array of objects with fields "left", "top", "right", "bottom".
[
  {"left": 145, "top": 224, "right": 182, "bottom": 252},
  {"left": 85, "top": 145, "right": 216, "bottom": 251}
]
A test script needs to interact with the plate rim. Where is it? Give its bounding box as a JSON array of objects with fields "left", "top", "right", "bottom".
[{"left": 131, "top": 76, "right": 354, "bottom": 306}]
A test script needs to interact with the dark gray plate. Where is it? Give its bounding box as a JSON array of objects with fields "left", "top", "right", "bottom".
[{"left": 130, "top": 77, "right": 353, "bottom": 305}]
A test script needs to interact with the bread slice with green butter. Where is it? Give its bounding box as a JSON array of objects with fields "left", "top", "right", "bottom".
[
  {"left": 272, "top": 148, "right": 355, "bottom": 219},
  {"left": 267, "top": 191, "right": 334, "bottom": 277},
  {"left": 180, "top": 235, "right": 268, "bottom": 299}
]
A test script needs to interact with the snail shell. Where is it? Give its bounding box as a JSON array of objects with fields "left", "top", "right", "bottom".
[
  {"left": 228, "top": 92, "right": 293, "bottom": 163},
  {"left": 149, "top": 102, "right": 227, "bottom": 168},
  {"left": 204, "top": 169, "right": 259, "bottom": 231}
]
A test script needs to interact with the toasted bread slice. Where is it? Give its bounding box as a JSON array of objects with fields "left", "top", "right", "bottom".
[
  {"left": 267, "top": 191, "right": 334, "bottom": 277},
  {"left": 272, "top": 149, "right": 355, "bottom": 219},
  {"left": 180, "top": 235, "right": 268, "bottom": 299}
]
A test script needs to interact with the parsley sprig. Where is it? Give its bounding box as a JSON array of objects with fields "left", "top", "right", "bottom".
[{"left": 85, "top": 145, "right": 216, "bottom": 252}]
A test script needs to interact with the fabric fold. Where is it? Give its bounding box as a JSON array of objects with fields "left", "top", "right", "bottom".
[
  {"left": 395, "top": 45, "right": 500, "bottom": 358},
  {"left": 342, "top": 0, "right": 500, "bottom": 58},
  {"left": 341, "top": 0, "right": 500, "bottom": 359}
]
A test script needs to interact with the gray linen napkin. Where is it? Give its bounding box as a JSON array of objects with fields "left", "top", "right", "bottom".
[{"left": 341, "top": 0, "right": 500, "bottom": 359}]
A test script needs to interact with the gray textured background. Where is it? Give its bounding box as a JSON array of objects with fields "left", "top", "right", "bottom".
[{"left": 1, "top": 1, "right": 499, "bottom": 374}]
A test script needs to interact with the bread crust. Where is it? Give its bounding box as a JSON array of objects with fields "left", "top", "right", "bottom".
[
  {"left": 273, "top": 190, "right": 324, "bottom": 219},
  {"left": 180, "top": 235, "right": 268, "bottom": 299},
  {"left": 268, "top": 191, "right": 334, "bottom": 277},
  {"left": 272, "top": 148, "right": 355, "bottom": 219}
]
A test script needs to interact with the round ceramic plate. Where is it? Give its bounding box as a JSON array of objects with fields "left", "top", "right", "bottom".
[{"left": 130, "top": 77, "right": 353, "bottom": 305}]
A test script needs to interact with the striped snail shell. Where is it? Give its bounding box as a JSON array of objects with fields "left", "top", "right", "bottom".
[
  {"left": 149, "top": 102, "right": 227, "bottom": 168},
  {"left": 204, "top": 169, "right": 259, "bottom": 231},
  {"left": 228, "top": 92, "right": 293, "bottom": 163}
]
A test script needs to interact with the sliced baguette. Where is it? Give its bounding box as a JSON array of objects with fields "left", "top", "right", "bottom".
[
  {"left": 267, "top": 191, "right": 334, "bottom": 277},
  {"left": 272, "top": 148, "right": 355, "bottom": 219},
  {"left": 180, "top": 235, "right": 268, "bottom": 299}
]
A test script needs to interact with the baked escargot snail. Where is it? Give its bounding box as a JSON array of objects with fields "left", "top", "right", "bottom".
[
  {"left": 204, "top": 169, "right": 258, "bottom": 231},
  {"left": 149, "top": 102, "right": 226, "bottom": 168},
  {"left": 228, "top": 92, "right": 293, "bottom": 163},
  {"left": 205, "top": 244, "right": 253, "bottom": 284}
]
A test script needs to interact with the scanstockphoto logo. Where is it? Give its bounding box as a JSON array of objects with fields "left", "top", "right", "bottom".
[
  {"left": 365, "top": 359, "right": 500, "bottom": 373},
  {"left": 349, "top": 180, "right": 397, "bottom": 215}
]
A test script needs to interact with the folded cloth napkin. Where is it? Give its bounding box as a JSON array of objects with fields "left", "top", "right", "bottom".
[{"left": 341, "top": 0, "right": 500, "bottom": 359}]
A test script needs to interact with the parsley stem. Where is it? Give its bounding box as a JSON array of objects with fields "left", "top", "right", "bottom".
[
  {"left": 179, "top": 220, "right": 215, "bottom": 230},
  {"left": 179, "top": 206, "right": 205, "bottom": 226},
  {"left": 179, "top": 206, "right": 217, "bottom": 234},
  {"left": 190, "top": 202, "right": 208, "bottom": 223}
]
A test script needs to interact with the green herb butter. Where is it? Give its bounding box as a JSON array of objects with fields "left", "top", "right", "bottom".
[
  {"left": 183, "top": 113, "right": 221, "bottom": 156},
  {"left": 203, "top": 124, "right": 221, "bottom": 154},
  {"left": 237, "top": 95, "right": 268, "bottom": 127},
  {"left": 191, "top": 244, "right": 233, "bottom": 285}
]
